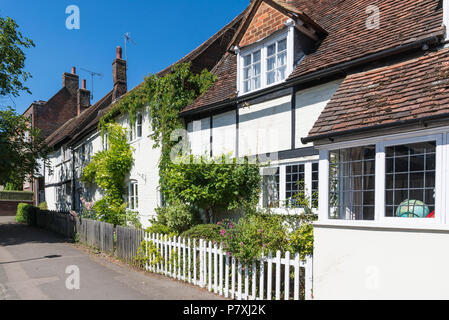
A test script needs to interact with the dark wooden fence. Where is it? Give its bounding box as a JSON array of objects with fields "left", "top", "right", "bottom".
[
  {"left": 76, "top": 218, "right": 114, "bottom": 255},
  {"left": 35, "top": 210, "right": 77, "bottom": 239},
  {"left": 31, "top": 210, "right": 141, "bottom": 261},
  {"left": 116, "top": 226, "right": 144, "bottom": 263},
  {"left": 0, "top": 191, "right": 34, "bottom": 201}
]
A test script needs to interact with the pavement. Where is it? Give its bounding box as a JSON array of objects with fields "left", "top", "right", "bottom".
[{"left": 0, "top": 216, "right": 223, "bottom": 300}]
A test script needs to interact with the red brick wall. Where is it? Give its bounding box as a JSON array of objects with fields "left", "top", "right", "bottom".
[
  {"left": 0, "top": 200, "right": 33, "bottom": 216},
  {"left": 240, "top": 2, "right": 289, "bottom": 47}
]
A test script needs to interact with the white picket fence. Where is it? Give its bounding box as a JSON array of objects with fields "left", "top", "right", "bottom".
[{"left": 144, "top": 233, "right": 313, "bottom": 300}]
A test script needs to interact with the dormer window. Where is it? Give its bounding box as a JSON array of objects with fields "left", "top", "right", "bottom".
[
  {"left": 266, "top": 38, "right": 287, "bottom": 85},
  {"left": 238, "top": 28, "right": 295, "bottom": 95},
  {"left": 243, "top": 50, "right": 261, "bottom": 93}
]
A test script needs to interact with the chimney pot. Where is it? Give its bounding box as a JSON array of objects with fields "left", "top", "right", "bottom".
[
  {"left": 112, "top": 46, "right": 127, "bottom": 100},
  {"left": 82, "top": 79, "right": 86, "bottom": 89},
  {"left": 72, "top": 66, "right": 76, "bottom": 74}
]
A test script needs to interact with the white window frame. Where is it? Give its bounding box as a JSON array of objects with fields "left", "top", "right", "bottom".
[
  {"left": 126, "top": 180, "right": 139, "bottom": 210},
  {"left": 103, "top": 132, "right": 109, "bottom": 151},
  {"left": 317, "top": 129, "right": 447, "bottom": 229},
  {"left": 377, "top": 134, "right": 443, "bottom": 226},
  {"left": 237, "top": 21, "right": 295, "bottom": 96},
  {"left": 129, "top": 113, "right": 143, "bottom": 143},
  {"left": 259, "top": 160, "right": 319, "bottom": 215}
]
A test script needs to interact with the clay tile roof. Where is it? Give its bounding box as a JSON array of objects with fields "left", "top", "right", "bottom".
[
  {"left": 181, "top": 52, "right": 238, "bottom": 113},
  {"left": 45, "top": 90, "right": 113, "bottom": 148},
  {"left": 183, "top": 0, "right": 444, "bottom": 114},
  {"left": 306, "top": 48, "right": 449, "bottom": 140}
]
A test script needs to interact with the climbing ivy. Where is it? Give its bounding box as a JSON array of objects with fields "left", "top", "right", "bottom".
[
  {"left": 81, "top": 123, "right": 136, "bottom": 227},
  {"left": 99, "top": 63, "right": 216, "bottom": 200}
]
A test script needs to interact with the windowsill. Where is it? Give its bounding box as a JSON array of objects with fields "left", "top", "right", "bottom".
[
  {"left": 129, "top": 137, "right": 143, "bottom": 144},
  {"left": 314, "top": 219, "right": 449, "bottom": 233},
  {"left": 238, "top": 79, "right": 287, "bottom": 97}
]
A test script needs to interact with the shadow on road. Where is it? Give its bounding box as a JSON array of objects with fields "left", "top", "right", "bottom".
[{"left": 0, "top": 217, "right": 69, "bottom": 247}]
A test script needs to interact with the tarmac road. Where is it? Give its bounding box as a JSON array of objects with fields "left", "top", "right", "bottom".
[{"left": 0, "top": 216, "right": 222, "bottom": 300}]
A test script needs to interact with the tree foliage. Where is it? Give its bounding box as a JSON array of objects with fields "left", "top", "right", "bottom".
[
  {"left": 163, "top": 154, "right": 261, "bottom": 223},
  {"left": 0, "top": 16, "right": 35, "bottom": 98},
  {"left": 0, "top": 107, "right": 47, "bottom": 185}
]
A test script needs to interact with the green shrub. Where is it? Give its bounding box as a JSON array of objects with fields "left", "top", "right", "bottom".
[
  {"left": 38, "top": 201, "right": 48, "bottom": 210},
  {"left": 145, "top": 223, "right": 173, "bottom": 235},
  {"left": 155, "top": 203, "right": 201, "bottom": 234},
  {"left": 180, "top": 224, "right": 221, "bottom": 242},
  {"left": 16, "top": 203, "right": 37, "bottom": 225},
  {"left": 288, "top": 223, "right": 314, "bottom": 260},
  {"left": 219, "top": 213, "right": 289, "bottom": 263}
]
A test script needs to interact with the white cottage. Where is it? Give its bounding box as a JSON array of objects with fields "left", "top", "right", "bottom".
[{"left": 179, "top": 0, "right": 449, "bottom": 299}]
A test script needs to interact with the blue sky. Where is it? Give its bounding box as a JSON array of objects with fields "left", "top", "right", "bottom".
[{"left": 1, "top": 0, "right": 249, "bottom": 114}]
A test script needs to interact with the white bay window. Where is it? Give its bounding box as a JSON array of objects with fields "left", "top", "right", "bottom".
[{"left": 319, "top": 132, "right": 445, "bottom": 226}]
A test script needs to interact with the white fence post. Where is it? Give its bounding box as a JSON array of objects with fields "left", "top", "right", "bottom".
[
  {"left": 224, "top": 252, "right": 229, "bottom": 298},
  {"left": 294, "top": 253, "right": 300, "bottom": 300},
  {"left": 208, "top": 241, "right": 212, "bottom": 292},
  {"left": 275, "top": 251, "right": 281, "bottom": 300},
  {"left": 141, "top": 232, "right": 313, "bottom": 301},
  {"left": 259, "top": 252, "right": 265, "bottom": 300},
  {"left": 305, "top": 256, "right": 313, "bottom": 300},
  {"left": 284, "top": 251, "right": 290, "bottom": 300},
  {"left": 219, "top": 245, "right": 223, "bottom": 296},
  {"left": 214, "top": 243, "right": 218, "bottom": 294},
  {"left": 267, "top": 251, "right": 272, "bottom": 300},
  {"left": 199, "top": 239, "right": 204, "bottom": 288}
]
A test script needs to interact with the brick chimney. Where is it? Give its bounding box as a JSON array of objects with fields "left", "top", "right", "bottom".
[
  {"left": 112, "top": 46, "right": 127, "bottom": 101},
  {"left": 63, "top": 66, "right": 79, "bottom": 96},
  {"left": 77, "top": 79, "right": 91, "bottom": 115}
]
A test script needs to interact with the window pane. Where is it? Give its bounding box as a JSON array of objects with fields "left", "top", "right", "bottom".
[
  {"left": 267, "top": 71, "right": 275, "bottom": 85},
  {"left": 253, "top": 63, "right": 261, "bottom": 76},
  {"left": 253, "top": 50, "right": 261, "bottom": 62},
  {"left": 244, "top": 55, "right": 251, "bottom": 66},
  {"left": 267, "top": 57, "right": 275, "bottom": 71},
  {"left": 328, "top": 146, "right": 376, "bottom": 220},
  {"left": 278, "top": 66, "right": 286, "bottom": 81},
  {"left": 267, "top": 44, "right": 276, "bottom": 57},
  {"left": 263, "top": 167, "right": 280, "bottom": 208},
  {"left": 277, "top": 52, "right": 286, "bottom": 66},
  {"left": 135, "top": 184, "right": 139, "bottom": 208},
  {"left": 385, "top": 141, "right": 435, "bottom": 218},
  {"left": 285, "top": 164, "right": 305, "bottom": 208},
  {"left": 278, "top": 39, "right": 287, "bottom": 52},
  {"left": 253, "top": 76, "right": 261, "bottom": 89},
  {"left": 244, "top": 67, "right": 251, "bottom": 80}
]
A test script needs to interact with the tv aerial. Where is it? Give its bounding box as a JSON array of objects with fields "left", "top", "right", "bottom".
[
  {"left": 79, "top": 67, "right": 103, "bottom": 101},
  {"left": 124, "top": 32, "right": 137, "bottom": 62}
]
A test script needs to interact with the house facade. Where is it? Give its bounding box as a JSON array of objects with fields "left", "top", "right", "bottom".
[
  {"left": 22, "top": 67, "right": 88, "bottom": 205},
  {"left": 180, "top": 0, "right": 449, "bottom": 299},
  {"left": 43, "top": 12, "right": 245, "bottom": 226},
  {"left": 40, "top": 0, "right": 449, "bottom": 298}
]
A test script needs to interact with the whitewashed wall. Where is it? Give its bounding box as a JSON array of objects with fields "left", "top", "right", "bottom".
[
  {"left": 44, "top": 108, "right": 161, "bottom": 228},
  {"left": 313, "top": 225, "right": 449, "bottom": 299},
  {"left": 295, "top": 80, "right": 342, "bottom": 148},
  {"left": 187, "top": 117, "right": 211, "bottom": 156},
  {"left": 212, "top": 110, "right": 236, "bottom": 157},
  {"left": 239, "top": 95, "right": 291, "bottom": 156},
  {"left": 118, "top": 110, "right": 161, "bottom": 228}
]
